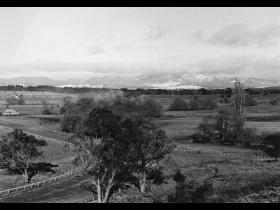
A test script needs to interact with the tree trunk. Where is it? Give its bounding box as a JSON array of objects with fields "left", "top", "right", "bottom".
[
  {"left": 139, "top": 172, "right": 147, "bottom": 194},
  {"left": 233, "top": 78, "right": 245, "bottom": 144},
  {"left": 97, "top": 180, "right": 102, "bottom": 203},
  {"left": 23, "top": 169, "right": 29, "bottom": 183},
  {"left": 102, "top": 187, "right": 111, "bottom": 203}
]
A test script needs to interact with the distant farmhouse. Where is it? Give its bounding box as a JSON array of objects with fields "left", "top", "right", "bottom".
[{"left": 2, "top": 109, "right": 19, "bottom": 116}]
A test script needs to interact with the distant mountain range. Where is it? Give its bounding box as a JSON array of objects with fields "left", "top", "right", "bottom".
[{"left": 1, "top": 73, "right": 280, "bottom": 89}]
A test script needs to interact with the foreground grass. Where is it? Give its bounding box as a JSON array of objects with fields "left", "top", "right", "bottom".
[{"left": 108, "top": 145, "right": 280, "bottom": 203}]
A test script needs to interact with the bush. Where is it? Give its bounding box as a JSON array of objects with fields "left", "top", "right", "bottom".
[
  {"left": 112, "top": 97, "right": 162, "bottom": 118},
  {"left": 60, "top": 115, "right": 81, "bottom": 133},
  {"left": 6, "top": 94, "right": 25, "bottom": 105},
  {"left": 173, "top": 170, "right": 186, "bottom": 183},
  {"left": 242, "top": 128, "right": 258, "bottom": 144},
  {"left": 203, "top": 97, "right": 217, "bottom": 110},
  {"left": 245, "top": 95, "right": 258, "bottom": 106},
  {"left": 142, "top": 98, "right": 162, "bottom": 118},
  {"left": 168, "top": 177, "right": 215, "bottom": 203},
  {"left": 169, "top": 96, "right": 216, "bottom": 111},
  {"left": 269, "top": 98, "right": 280, "bottom": 106},
  {"left": 194, "top": 116, "right": 217, "bottom": 143},
  {"left": 262, "top": 133, "right": 280, "bottom": 158},
  {"left": 168, "top": 98, "right": 188, "bottom": 111},
  {"left": 192, "top": 108, "right": 258, "bottom": 145},
  {"left": 41, "top": 100, "right": 58, "bottom": 115}
]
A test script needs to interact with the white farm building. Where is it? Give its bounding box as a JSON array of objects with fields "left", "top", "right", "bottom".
[{"left": 2, "top": 109, "right": 19, "bottom": 116}]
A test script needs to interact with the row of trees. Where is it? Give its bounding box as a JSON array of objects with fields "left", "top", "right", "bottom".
[
  {"left": 168, "top": 94, "right": 257, "bottom": 112},
  {"left": 60, "top": 96, "right": 162, "bottom": 133},
  {"left": 168, "top": 96, "right": 217, "bottom": 111},
  {"left": 0, "top": 129, "right": 58, "bottom": 183},
  {"left": 2, "top": 84, "right": 280, "bottom": 96}
]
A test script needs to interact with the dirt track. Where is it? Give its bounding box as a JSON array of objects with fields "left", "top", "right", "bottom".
[{"left": 0, "top": 176, "right": 92, "bottom": 203}]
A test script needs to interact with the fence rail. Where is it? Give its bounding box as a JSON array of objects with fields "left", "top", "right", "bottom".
[
  {"left": 0, "top": 128, "right": 84, "bottom": 197},
  {"left": 174, "top": 147, "right": 276, "bottom": 161}
]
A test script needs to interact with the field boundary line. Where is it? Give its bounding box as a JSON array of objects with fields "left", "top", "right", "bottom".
[{"left": 174, "top": 147, "right": 275, "bottom": 161}]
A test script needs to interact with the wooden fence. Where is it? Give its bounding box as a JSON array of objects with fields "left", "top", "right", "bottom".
[
  {"left": 0, "top": 128, "right": 86, "bottom": 197},
  {"left": 174, "top": 147, "right": 276, "bottom": 161}
]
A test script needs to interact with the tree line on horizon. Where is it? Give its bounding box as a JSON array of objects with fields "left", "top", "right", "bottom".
[{"left": 1, "top": 85, "right": 280, "bottom": 96}]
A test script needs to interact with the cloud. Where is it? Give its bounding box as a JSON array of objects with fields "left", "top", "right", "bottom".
[
  {"left": 114, "top": 44, "right": 158, "bottom": 52},
  {"left": 0, "top": 61, "right": 155, "bottom": 79},
  {"left": 189, "top": 54, "right": 280, "bottom": 80},
  {"left": 194, "top": 23, "right": 280, "bottom": 47},
  {"left": 146, "top": 21, "right": 167, "bottom": 41},
  {"left": 87, "top": 45, "right": 105, "bottom": 55},
  {"left": 2, "top": 53, "right": 280, "bottom": 81},
  {"left": 115, "top": 44, "right": 137, "bottom": 51}
]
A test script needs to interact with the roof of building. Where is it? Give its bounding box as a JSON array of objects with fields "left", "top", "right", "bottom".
[{"left": 4, "top": 109, "right": 18, "bottom": 112}]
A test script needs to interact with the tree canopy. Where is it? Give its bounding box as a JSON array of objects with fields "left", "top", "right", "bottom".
[{"left": 74, "top": 107, "right": 174, "bottom": 202}]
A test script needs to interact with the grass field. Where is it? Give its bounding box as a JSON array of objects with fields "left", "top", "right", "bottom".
[
  {"left": 0, "top": 119, "right": 76, "bottom": 191},
  {"left": 157, "top": 148, "right": 280, "bottom": 203},
  {"left": 0, "top": 141, "right": 76, "bottom": 191},
  {"left": 107, "top": 145, "right": 280, "bottom": 203},
  {"left": 152, "top": 102, "right": 280, "bottom": 142},
  {"left": 1, "top": 93, "right": 280, "bottom": 202}
]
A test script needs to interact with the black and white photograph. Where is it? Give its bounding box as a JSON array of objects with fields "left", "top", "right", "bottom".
[{"left": 1, "top": 6, "right": 280, "bottom": 203}]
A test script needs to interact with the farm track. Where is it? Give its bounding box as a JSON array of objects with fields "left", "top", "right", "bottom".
[
  {"left": 0, "top": 117, "right": 72, "bottom": 141},
  {"left": 0, "top": 176, "right": 92, "bottom": 203}
]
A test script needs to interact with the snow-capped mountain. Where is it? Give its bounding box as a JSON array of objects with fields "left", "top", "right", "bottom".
[
  {"left": 130, "top": 73, "right": 280, "bottom": 89},
  {"left": 1, "top": 73, "right": 280, "bottom": 89}
]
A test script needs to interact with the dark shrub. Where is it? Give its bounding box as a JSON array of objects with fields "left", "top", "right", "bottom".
[
  {"left": 112, "top": 97, "right": 162, "bottom": 118},
  {"left": 203, "top": 97, "right": 217, "bottom": 110},
  {"left": 142, "top": 98, "right": 162, "bottom": 118},
  {"left": 60, "top": 115, "right": 81, "bottom": 133},
  {"left": 169, "top": 96, "right": 216, "bottom": 111},
  {"left": 168, "top": 98, "right": 188, "bottom": 111},
  {"left": 188, "top": 96, "right": 201, "bottom": 110},
  {"left": 194, "top": 116, "right": 217, "bottom": 143},
  {"left": 168, "top": 179, "right": 214, "bottom": 203},
  {"left": 174, "top": 170, "right": 186, "bottom": 183},
  {"left": 188, "top": 96, "right": 216, "bottom": 111},
  {"left": 242, "top": 128, "right": 257, "bottom": 144},
  {"left": 270, "top": 98, "right": 280, "bottom": 106},
  {"left": 244, "top": 95, "right": 258, "bottom": 106},
  {"left": 36, "top": 139, "right": 48, "bottom": 146},
  {"left": 262, "top": 133, "right": 280, "bottom": 158},
  {"left": 190, "top": 133, "right": 204, "bottom": 143}
]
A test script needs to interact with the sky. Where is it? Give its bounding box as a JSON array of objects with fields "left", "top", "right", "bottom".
[{"left": 1, "top": 7, "right": 280, "bottom": 80}]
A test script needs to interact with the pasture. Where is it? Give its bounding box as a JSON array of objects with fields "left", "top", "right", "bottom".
[
  {"left": 152, "top": 101, "right": 280, "bottom": 143},
  {"left": 1, "top": 93, "right": 280, "bottom": 202},
  {"left": 108, "top": 145, "right": 280, "bottom": 203},
  {"left": 0, "top": 122, "right": 76, "bottom": 191},
  {"left": 0, "top": 141, "right": 76, "bottom": 191},
  {"left": 0, "top": 91, "right": 74, "bottom": 105}
]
